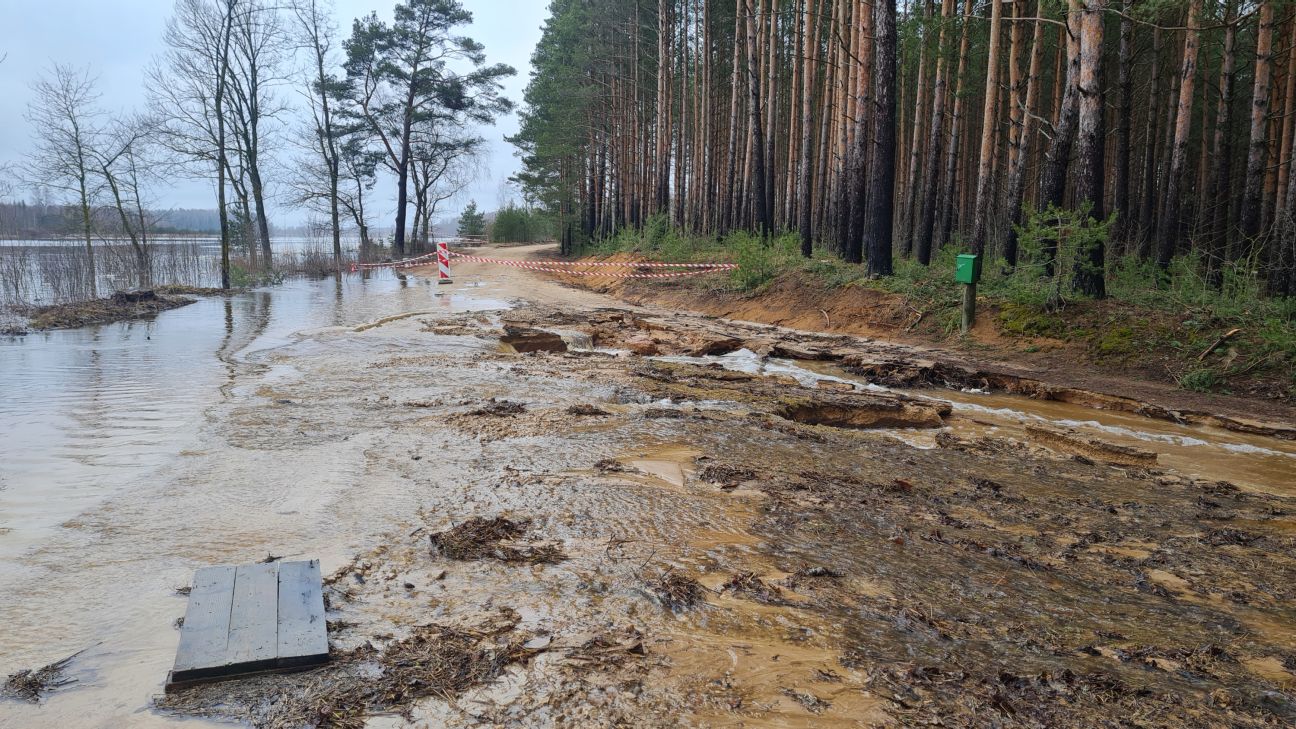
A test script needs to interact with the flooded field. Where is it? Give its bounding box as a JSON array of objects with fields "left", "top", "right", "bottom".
[{"left": 1, "top": 251, "right": 1294, "bottom": 727}]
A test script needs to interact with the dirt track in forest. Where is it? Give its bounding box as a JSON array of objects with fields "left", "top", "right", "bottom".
[
  {"left": 30, "top": 244, "right": 1295, "bottom": 728},
  {"left": 527, "top": 245, "right": 1296, "bottom": 425}
]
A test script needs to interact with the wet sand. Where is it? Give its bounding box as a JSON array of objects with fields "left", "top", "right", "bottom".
[{"left": 2, "top": 251, "right": 1294, "bottom": 727}]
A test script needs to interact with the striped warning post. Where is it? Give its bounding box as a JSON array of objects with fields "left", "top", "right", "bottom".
[{"left": 437, "top": 241, "right": 452, "bottom": 284}]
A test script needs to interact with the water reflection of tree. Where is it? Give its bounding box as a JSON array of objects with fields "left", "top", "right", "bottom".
[{"left": 217, "top": 291, "right": 272, "bottom": 394}]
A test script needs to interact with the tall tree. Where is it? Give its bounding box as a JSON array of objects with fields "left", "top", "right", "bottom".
[
  {"left": 343, "top": 0, "right": 513, "bottom": 256},
  {"left": 24, "top": 64, "right": 103, "bottom": 298},
  {"left": 1002, "top": 0, "right": 1045, "bottom": 268},
  {"left": 291, "top": 0, "right": 344, "bottom": 265},
  {"left": 969, "top": 0, "right": 1005, "bottom": 256},
  {"left": 864, "top": 0, "right": 898, "bottom": 276},
  {"left": 1240, "top": 0, "right": 1275, "bottom": 241},
  {"left": 152, "top": 0, "right": 237, "bottom": 289},
  {"left": 1155, "top": 0, "right": 1203, "bottom": 270},
  {"left": 914, "top": 0, "right": 956, "bottom": 265},
  {"left": 1071, "top": 0, "right": 1106, "bottom": 298},
  {"left": 744, "top": 0, "right": 772, "bottom": 237}
]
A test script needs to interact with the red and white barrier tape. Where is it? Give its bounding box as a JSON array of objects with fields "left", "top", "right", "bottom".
[
  {"left": 446, "top": 251, "right": 737, "bottom": 270},
  {"left": 348, "top": 247, "right": 737, "bottom": 278}
]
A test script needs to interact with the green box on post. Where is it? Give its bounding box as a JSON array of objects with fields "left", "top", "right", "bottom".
[{"left": 955, "top": 254, "right": 982, "bottom": 284}]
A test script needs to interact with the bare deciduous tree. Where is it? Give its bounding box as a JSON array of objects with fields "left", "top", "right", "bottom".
[
  {"left": 290, "top": 0, "right": 343, "bottom": 265},
  {"left": 151, "top": 0, "right": 237, "bottom": 289},
  {"left": 24, "top": 64, "right": 103, "bottom": 298}
]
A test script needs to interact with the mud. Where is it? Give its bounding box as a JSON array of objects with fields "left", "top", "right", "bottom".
[
  {"left": 149, "top": 296, "right": 1296, "bottom": 728},
  {"left": 23, "top": 289, "right": 198, "bottom": 330},
  {"left": 6, "top": 249, "right": 1296, "bottom": 727}
]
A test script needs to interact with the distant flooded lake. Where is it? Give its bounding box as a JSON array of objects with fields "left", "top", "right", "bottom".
[{"left": 0, "top": 237, "right": 366, "bottom": 312}]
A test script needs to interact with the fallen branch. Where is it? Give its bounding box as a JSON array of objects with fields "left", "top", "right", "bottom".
[{"left": 1198, "top": 328, "right": 1242, "bottom": 362}]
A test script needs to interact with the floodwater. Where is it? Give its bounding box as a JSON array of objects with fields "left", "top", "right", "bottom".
[
  {"left": 0, "top": 270, "right": 511, "bottom": 728},
  {"left": 1, "top": 259, "right": 1293, "bottom": 727}
]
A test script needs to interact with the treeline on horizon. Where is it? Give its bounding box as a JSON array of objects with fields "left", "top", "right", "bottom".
[
  {"left": 510, "top": 0, "right": 1296, "bottom": 298},
  {"left": 0, "top": 202, "right": 223, "bottom": 239}
]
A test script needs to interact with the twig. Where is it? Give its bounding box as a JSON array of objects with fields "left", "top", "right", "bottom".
[
  {"left": 906, "top": 310, "right": 927, "bottom": 332},
  {"left": 820, "top": 308, "right": 831, "bottom": 328}
]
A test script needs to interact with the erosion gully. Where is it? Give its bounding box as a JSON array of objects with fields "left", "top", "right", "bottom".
[{"left": 1, "top": 267, "right": 1293, "bottom": 728}]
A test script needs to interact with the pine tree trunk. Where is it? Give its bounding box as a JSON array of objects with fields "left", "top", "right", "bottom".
[
  {"left": 1136, "top": 29, "right": 1163, "bottom": 257},
  {"left": 1111, "top": 2, "right": 1134, "bottom": 246},
  {"left": 1038, "top": 0, "right": 1082, "bottom": 277},
  {"left": 1155, "top": 0, "right": 1202, "bottom": 270},
  {"left": 798, "top": 0, "right": 822, "bottom": 256},
  {"left": 969, "top": 0, "right": 1005, "bottom": 255},
  {"left": 1241, "top": 0, "right": 1275, "bottom": 241},
  {"left": 1207, "top": 3, "right": 1238, "bottom": 286},
  {"left": 900, "top": 0, "right": 932, "bottom": 257},
  {"left": 864, "top": 0, "right": 897, "bottom": 277},
  {"left": 1071, "top": 0, "right": 1106, "bottom": 298},
  {"left": 751, "top": 0, "right": 767, "bottom": 233},
  {"left": 914, "top": 0, "right": 956, "bottom": 265},
  {"left": 1002, "top": 0, "right": 1046, "bottom": 268},
  {"left": 937, "top": 0, "right": 975, "bottom": 250}
]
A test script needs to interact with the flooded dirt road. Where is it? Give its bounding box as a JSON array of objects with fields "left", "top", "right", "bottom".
[{"left": 2, "top": 245, "right": 1295, "bottom": 727}]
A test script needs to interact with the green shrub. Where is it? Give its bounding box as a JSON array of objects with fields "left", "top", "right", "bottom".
[
  {"left": 489, "top": 204, "right": 550, "bottom": 243},
  {"left": 997, "top": 302, "right": 1068, "bottom": 338},
  {"left": 731, "top": 232, "right": 798, "bottom": 291},
  {"left": 1178, "top": 368, "right": 1219, "bottom": 393}
]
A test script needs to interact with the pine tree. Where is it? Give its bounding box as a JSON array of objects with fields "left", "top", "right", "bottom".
[{"left": 457, "top": 200, "right": 486, "bottom": 237}]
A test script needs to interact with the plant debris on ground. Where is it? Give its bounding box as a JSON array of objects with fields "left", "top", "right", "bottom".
[
  {"left": 646, "top": 569, "right": 706, "bottom": 612},
  {"left": 156, "top": 615, "right": 543, "bottom": 729},
  {"left": 429, "top": 517, "right": 567, "bottom": 564},
  {"left": 720, "top": 571, "right": 785, "bottom": 604},
  {"left": 24, "top": 290, "right": 196, "bottom": 330},
  {"left": 2, "top": 649, "right": 82, "bottom": 702},
  {"left": 466, "top": 399, "right": 527, "bottom": 417}
]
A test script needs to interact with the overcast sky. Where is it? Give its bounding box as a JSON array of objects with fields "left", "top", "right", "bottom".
[{"left": 0, "top": 0, "right": 549, "bottom": 229}]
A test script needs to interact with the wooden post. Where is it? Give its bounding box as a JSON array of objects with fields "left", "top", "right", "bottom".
[{"left": 961, "top": 282, "right": 977, "bottom": 335}]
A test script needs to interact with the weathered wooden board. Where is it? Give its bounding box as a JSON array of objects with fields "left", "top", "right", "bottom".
[
  {"left": 171, "top": 566, "right": 237, "bottom": 683},
  {"left": 276, "top": 559, "right": 329, "bottom": 668},
  {"left": 226, "top": 562, "right": 280, "bottom": 669},
  {"left": 167, "top": 560, "right": 329, "bottom": 691}
]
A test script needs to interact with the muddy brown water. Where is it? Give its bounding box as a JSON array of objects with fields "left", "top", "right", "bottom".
[{"left": 1, "top": 263, "right": 1293, "bottom": 727}]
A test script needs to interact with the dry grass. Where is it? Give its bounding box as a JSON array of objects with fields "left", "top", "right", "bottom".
[
  {"left": 647, "top": 569, "right": 706, "bottom": 612},
  {"left": 429, "top": 517, "right": 567, "bottom": 564}
]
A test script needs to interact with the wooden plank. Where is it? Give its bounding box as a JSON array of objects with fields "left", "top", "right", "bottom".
[
  {"left": 171, "top": 566, "right": 236, "bottom": 682},
  {"left": 276, "top": 560, "right": 329, "bottom": 669},
  {"left": 225, "top": 562, "right": 280, "bottom": 671}
]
